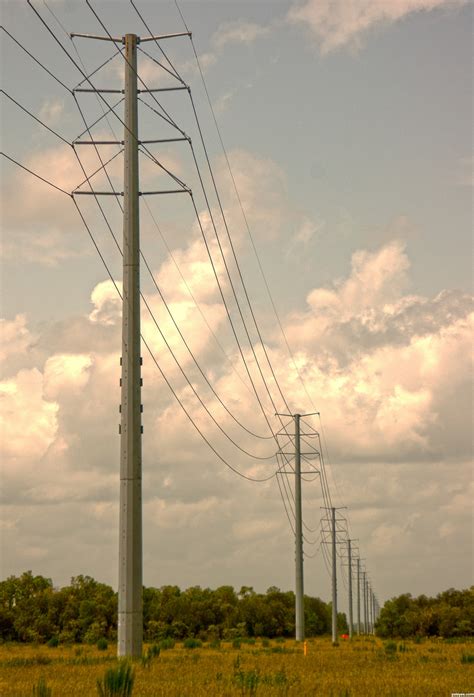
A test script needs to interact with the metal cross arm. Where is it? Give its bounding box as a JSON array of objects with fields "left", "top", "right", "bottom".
[
  {"left": 140, "top": 188, "right": 191, "bottom": 196},
  {"left": 70, "top": 31, "right": 191, "bottom": 43},
  {"left": 74, "top": 137, "right": 189, "bottom": 145}
]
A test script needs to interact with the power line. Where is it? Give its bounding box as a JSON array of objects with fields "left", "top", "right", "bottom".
[
  {"left": 1, "top": 152, "right": 71, "bottom": 197},
  {"left": 1, "top": 90, "right": 71, "bottom": 145}
]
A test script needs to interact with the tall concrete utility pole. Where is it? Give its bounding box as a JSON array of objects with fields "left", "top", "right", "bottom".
[
  {"left": 357, "top": 557, "right": 361, "bottom": 635},
  {"left": 347, "top": 539, "right": 353, "bottom": 638},
  {"left": 71, "top": 25, "right": 191, "bottom": 659},
  {"left": 363, "top": 573, "right": 368, "bottom": 634},
  {"left": 331, "top": 507, "right": 338, "bottom": 644},
  {"left": 276, "top": 411, "right": 319, "bottom": 642},
  {"left": 294, "top": 413, "right": 304, "bottom": 642},
  {"left": 119, "top": 32, "right": 142, "bottom": 658}
]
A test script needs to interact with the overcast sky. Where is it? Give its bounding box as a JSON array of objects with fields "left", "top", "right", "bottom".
[{"left": 1, "top": 0, "right": 472, "bottom": 614}]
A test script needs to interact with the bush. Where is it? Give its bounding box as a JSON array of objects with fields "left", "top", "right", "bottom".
[
  {"left": 209, "top": 639, "right": 221, "bottom": 649},
  {"left": 183, "top": 638, "right": 201, "bottom": 649},
  {"left": 159, "top": 638, "right": 175, "bottom": 650},
  {"left": 232, "top": 638, "right": 241, "bottom": 649},
  {"left": 97, "top": 638, "right": 108, "bottom": 651},
  {"left": 461, "top": 653, "right": 474, "bottom": 664},
  {"left": 32, "top": 678, "right": 52, "bottom": 697},
  {"left": 47, "top": 636, "right": 59, "bottom": 648},
  {"left": 141, "top": 644, "right": 160, "bottom": 668},
  {"left": 148, "top": 644, "right": 160, "bottom": 658},
  {"left": 384, "top": 641, "right": 397, "bottom": 654},
  {"left": 96, "top": 661, "right": 134, "bottom": 697}
]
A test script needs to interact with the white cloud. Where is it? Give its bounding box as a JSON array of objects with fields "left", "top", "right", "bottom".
[
  {"left": 288, "top": 0, "right": 466, "bottom": 54},
  {"left": 1, "top": 142, "right": 471, "bottom": 597},
  {"left": 39, "top": 98, "right": 64, "bottom": 125},
  {"left": 0, "top": 315, "right": 34, "bottom": 364},
  {"left": 89, "top": 280, "right": 122, "bottom": 325},
  {"left": 0, "top": 368, "right": 58, "bottom": 460},
  {"left": 212, "top": 20, "right": 271, "bottom": 50}
]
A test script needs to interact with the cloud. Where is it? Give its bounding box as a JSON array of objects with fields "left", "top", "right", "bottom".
[
  {"left": 180, "top": 19, "right": 270, "bottom": 79},
  {"left": 38, "top": 98, "right": 65, "bottom": 125},
  {"left": 1, "top": 143, "right": 471, "bottom": 596},
  {"left": 212, "top": 20, "right": 271, "bottom": 50},
  {"left": 0, "top": 368, "right": 58, "bottom": 460},
  {"left": 287, "top": 0, "right": 466, "bottom": 54}
]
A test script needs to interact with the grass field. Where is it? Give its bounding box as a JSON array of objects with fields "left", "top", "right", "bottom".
[{"left": 1, "top": 636, "right": 473, "bottom": 696}]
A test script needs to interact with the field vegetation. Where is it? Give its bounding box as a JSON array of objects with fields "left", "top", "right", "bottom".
[
  {"left": 0, "top": 635, "right": 473, "bottom": 696},
  {"left": 1, "top": 574, "right": 472, "bottom": 695}
]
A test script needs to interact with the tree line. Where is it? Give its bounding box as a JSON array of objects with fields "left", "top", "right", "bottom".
[
  {"left": 0, "top": 572, "right": 347, "bottom": 644},
  {"left": 0, "top": 572, "right": 471, "bottom": 644},
  {"left": 376, "top": 587, "right": 473, "bottom": 638}
]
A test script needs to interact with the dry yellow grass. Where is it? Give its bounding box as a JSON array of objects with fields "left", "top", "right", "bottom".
[{"left": 0, "top": 636, "right": 473, "bottom": 696}]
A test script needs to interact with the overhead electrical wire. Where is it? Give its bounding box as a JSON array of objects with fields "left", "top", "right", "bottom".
[
  {"left": 38, "top": 1, "right": 281, "bottom": 460},
  {"left": 20, "top": 3, "right": 274, "bottom": 474},
  {"left": 19, "top": 1, "right": 329, "bottom": 549},
  {"left": 5, "top": 3, "right": 380, "bottom": 603}
]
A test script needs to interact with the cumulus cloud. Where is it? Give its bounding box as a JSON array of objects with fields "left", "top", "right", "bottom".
[
  {"left": 212, "top": 20, "right": 271, "bottom": 50},
  {"left": 287, "top": 0, "right": 467, "bottom": 53},
  {"left": 1, "top": 146, "right": 471, "bottom": 596}
]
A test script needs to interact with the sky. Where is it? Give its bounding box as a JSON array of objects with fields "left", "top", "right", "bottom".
[{"left": 0, "top": 0, "right": 472, "bottom": 614}]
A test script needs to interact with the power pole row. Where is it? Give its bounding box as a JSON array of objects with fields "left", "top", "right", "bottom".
[{"left": 70, "top": 24, "right": 381, "bottom": 656}]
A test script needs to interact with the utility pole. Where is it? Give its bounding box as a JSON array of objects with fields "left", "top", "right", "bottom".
[
  {"left": 321, "top": 506, "right": 346, "bottom": 645},
  {"left": 294, "top": 413, "right": 304, "bottom": 642},
  {"left": 276, "top": 411, "right": 319, "bottom": 642},
  {"left": 71, "top": 25, "right": 191, "bottom": 658},
  {"left": 119, "top": 32, "right": 142, "bottom": 658},
  {"left": 363, "top": 573, "right": 368, "bottom": 634},
  {"left": 357, "top": 557, "right": 361, "bottom": 635},
  {"left": 331, "top": 507, "right": 338, "bottom": 644},
  {"left": 347, "top": 539, "right": 353, "bottom": 638}
]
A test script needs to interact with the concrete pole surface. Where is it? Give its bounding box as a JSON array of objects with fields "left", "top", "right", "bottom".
[
  {"left": 363, "top": 574, "right": 368, "bottom": 635},
  {"left": 357, "top": 558, "right": 360, "bottom": 635},
  {"left": 372, "top": 591, "right": 376, "bottom": 634},
  {"left": 118, "top": 32, "right": 143, "bottom": 658},
  {"left": 331, "top": 507, "right": 338, "bottom": 644},
  {"left": 348, "top": 539, "right": 353, "bottom": 638},
  {"left": 294, "top": 414, "right": 305, "bottom": 641},
  {"left": 368, "top": 586, "right": 372, "bottom": 633}
]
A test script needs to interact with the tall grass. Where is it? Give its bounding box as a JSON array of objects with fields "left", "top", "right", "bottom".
[{"left": 96, "top": 661, "right": 134, "bottom": 697}]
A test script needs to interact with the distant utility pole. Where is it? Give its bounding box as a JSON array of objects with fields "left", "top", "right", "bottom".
[
  {"left": 357, "top": 558, "right": 361, "bottom": 635},
  {"left": 71, "top": 25, "right": 190, "bottom": 658},
  {"left": 321, "top": 506, "right": 346, "bottom": 644},
  {"left": 331, "top": 507, "right": 338, "bottom": 644},
  {"left": 347, "top": 539, "right": 354, "bottom": 638},
  {"left": 276, "top": 411, "right": 319, "bottom": 642},
  {"left": 363, "top": 573, "right": 368, "bottom": 634}
]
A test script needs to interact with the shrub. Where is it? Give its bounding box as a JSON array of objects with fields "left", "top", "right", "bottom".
[
  {"left": 232, "top": 638, "right": 241, "bottom": 649},
  {"left": 148, "top": 644, "right": 160, "bottom": 658},
  {"left": 32, "top": 678, "right": 52, "bottom": 697},
  {"left": 97, "top": 638, "right": 108, "bottom": 651},
  {"left": 461, "top": 653, "right": 474, "bottom": 664},
  {"left": 209, "top": 639, "right": 221, "bottom": 649},
  {"left": 141, "top": 644, "right": 160, "bottom": 668},
  {"left": 96, "top": 661, "right": 134, "bottom": 697},
  {"left": 47, "top": 637, "right": 59, "bottom": 648},
  {"left": 384, "top": 641, "right": 397, "bottom": 654},
  {"left": 183, "top": 638, "right": 202, "bottom": 649},
  {"left": 159, "top": 638, "right": 175, "bottom": 650}
]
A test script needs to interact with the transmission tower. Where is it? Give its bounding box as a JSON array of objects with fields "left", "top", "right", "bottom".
[
  {"left": 71, "top": 26, "right": 189, "bottom": 658},
  {"left": 276, "top": 412, "right": 319, "bottom": 642}
]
